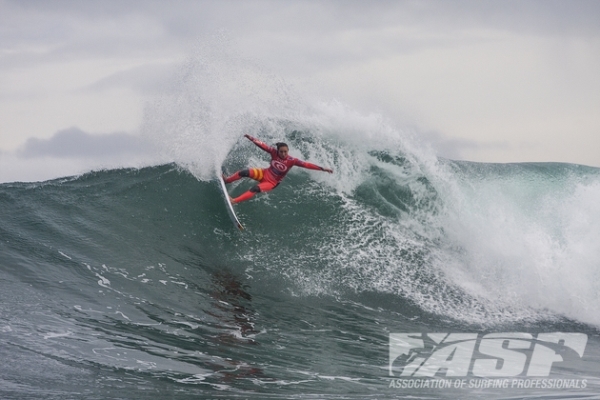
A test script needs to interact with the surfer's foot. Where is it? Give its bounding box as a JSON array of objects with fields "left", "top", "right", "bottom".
[
  {"left": 229, "top": 196, "right": 236, "bottom": 204},
  {"left": 222, "top": 173, "right": 228, "bottom": 182}
]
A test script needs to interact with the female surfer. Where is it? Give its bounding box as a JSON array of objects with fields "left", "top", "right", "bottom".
[{"left": 223, "top": 134, "right": 333, "bottom": 204}]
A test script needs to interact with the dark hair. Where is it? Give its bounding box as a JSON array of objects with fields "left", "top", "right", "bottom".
[{"left": 275, "top": 142, "right": 288, "bottom": 150}]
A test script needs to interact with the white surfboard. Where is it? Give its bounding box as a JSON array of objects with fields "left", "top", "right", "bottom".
[{"left": 218, "top": 175, "right": 244, "bottom": 231}]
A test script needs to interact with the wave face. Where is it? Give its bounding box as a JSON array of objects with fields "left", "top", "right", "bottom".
[{"left": 2, "top": 137, "right": 600, "bottom": 398}]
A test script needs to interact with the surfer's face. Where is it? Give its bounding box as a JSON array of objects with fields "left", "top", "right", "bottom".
[{"left": 277, "top": 146, "right": 289, "bottom": 159}]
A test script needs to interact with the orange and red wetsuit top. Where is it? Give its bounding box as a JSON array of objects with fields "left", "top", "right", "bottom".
[
  {"left": 247, "top": 135, "right": 325, "bottom": 186},
  {"left": 225, "top": 135, "right": 327, "bottom": 203}
]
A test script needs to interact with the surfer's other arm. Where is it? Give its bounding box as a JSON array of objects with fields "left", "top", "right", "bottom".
[
  {"left": 294, "top": 159, "right": 333, "bottom": 174},
  {"left": 244, "top": 134, "right": 273, "bottom": 153}
]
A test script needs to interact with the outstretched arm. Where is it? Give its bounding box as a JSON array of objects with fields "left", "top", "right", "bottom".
[
  {"left": 294, "top": 159, "right": 334, "bottom": 174},
  {"left": 244, "top": 134, "right": 274, "bottom": 154}
]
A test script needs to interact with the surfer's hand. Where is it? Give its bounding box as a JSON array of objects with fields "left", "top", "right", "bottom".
[
  {"left": 244, "top": 134, "right": 252, "bottom": 140},
  {"left": 323, "top": 168, "right": 333, "bottom": 174}
]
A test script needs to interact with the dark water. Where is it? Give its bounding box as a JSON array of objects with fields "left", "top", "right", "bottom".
[{"left": 1, "top": 157, "right": 600, "bottom": 399}]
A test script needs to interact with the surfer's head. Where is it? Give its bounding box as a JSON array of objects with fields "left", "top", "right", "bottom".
[{"left": 276, "top": 142, "right": 289, "bottom": 159}]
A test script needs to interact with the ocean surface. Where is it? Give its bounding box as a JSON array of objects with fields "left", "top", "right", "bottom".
[{"left": 2, "top": 137, "right": 600, "bottom": 399}]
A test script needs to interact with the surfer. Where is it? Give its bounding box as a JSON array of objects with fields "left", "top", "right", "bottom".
[{"left": 223, "top": 134, "right": 333, "bottom": 204}]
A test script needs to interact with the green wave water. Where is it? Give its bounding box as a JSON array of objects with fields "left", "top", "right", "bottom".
[{"left": 1, "top": 150, "right": 600, "bottom": 399}]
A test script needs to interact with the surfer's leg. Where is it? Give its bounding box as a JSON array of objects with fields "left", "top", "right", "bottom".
[
  {"left": 224, "top": 168, "right": 264, "bottom": 184},
  {"left": 231, "top": 181, "right": 277, "bottom": 204},
  {"left": 223, "top": 170, "right": 244, "bottom": 184},
  {"left": 231, "top": 187, "right": 258, "bottom": 204}
]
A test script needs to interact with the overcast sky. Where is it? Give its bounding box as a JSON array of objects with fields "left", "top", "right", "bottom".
[{"left": 1, "top": 0, "right": 599, "bottom": 182}]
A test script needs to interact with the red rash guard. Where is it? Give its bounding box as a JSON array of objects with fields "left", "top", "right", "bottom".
[
  {"left": 247, "top": 136, "right": 325, "bottom": 185},
  {"left": 224, "top": 135, "right": 328, "bottom": 203}
]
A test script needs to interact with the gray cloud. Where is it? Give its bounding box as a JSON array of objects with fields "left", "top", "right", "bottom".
[
  {"left": 3, "top": 1, "right": 599, "bottom": 67},
  {"left": 17, "top": 127, "right": 152, "bottom": 159},
  {"left": 84, "top": 62, "right": 178, "bottom": 95},
  {"left": 2, "top": 0, "right": 599, "bottom": 93}
]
